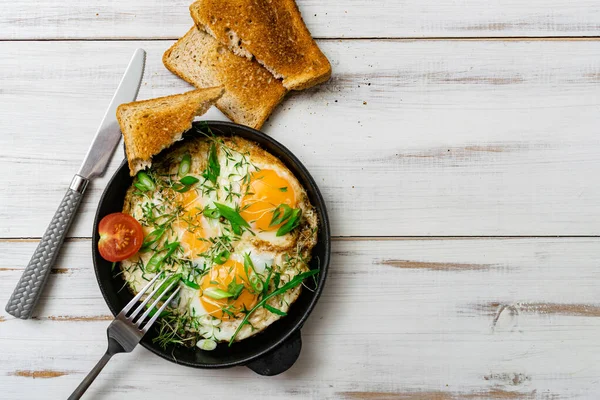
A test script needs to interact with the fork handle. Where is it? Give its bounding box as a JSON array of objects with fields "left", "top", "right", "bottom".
[
  {"left": 68, "top": 351, "right": 113, "bottom": 400},
  {"left": 5, "top": 175, "right": 88, "bottom": 319}
]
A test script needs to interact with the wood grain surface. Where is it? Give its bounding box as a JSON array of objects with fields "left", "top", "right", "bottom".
[
  {"left": 1, "top": 0, "right": 600, "bottom": 39},
  {"left": 1, "top": 238, "right": 599, "bottom": 399},
  {"left": 2, "top": 0, "right": 599, "bottom": 398},
  {"left": 1, "top": 39, "right": 599, "bottom": 238}
]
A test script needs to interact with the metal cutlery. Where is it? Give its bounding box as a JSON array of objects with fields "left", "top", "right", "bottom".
[
  {"left": 5, "top": 48, "right": 146, "bottom": 319},
  {"left": 68, "top": 274, "right": 181, "bottom": 400}
]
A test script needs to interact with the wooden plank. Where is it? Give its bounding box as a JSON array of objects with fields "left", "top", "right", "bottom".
[
  {"left": 1, "top": 238, "right": 600, "bottom": 399},
  {"left": 2, "top": 40, "right": 600, "bottom": 237},
  {"left": 1, "top": 0, "right": 600, "bottom": 39}
]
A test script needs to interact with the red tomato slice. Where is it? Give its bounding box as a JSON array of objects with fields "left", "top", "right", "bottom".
[{"left": 97, "top": 212, "right": 144, "bottom": 262}]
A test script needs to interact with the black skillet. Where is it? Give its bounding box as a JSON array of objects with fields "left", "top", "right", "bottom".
[{"left": 92, "top": 121, "right": 330, "bottom": 375}]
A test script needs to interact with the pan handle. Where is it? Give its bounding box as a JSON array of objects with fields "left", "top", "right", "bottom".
[{"left": 246, "top": 330, "right": 302, "bottom": 376}]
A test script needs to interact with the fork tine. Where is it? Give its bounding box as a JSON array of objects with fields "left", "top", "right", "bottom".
[
  {"left": 142, "top": 287, "right": 181, "bottom": 333},
  {"left": 134, "top": 279, "right": 179, "bottom": 327},
  {"left": 128, "top": 275, "right": 173, "bottom": 320},
  {"left": 118, "top": 273, "right": 162, "bottom": 317}
]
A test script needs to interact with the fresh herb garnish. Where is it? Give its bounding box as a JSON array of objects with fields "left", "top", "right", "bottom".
[
  {"left": 227, "top": 278, "right": 245, "bottom": 300},
  {"left": 214, "top": 202, "right": 250, "bottom": 229},
  {"left": 182, "top": 278, "right": 200, "bottom": 290},
  {"left": 279, "top": 187, "right": 288, "bottom": 192},
  {"left": 180, "top": 176, "right": 200, "bottom": 186},
  {"left": 269, "top": 204, "right": 294, "bottom": 227},
  {"left": 136, "top": 171, "right": 156, "bottom": 191},
  {"left": 203, "top": 207, "right": 220, "bottom": 219},
  {"left": 146, "top": 242, "right": 180, "bottom": 272},
  {"left": 264, "top": 304, "right": 286, "bottom": 316},
  {"left": 203, "top": 142, "right": 220, "bottom": 184},
  {"left": 269, "top": 204, "right": 302, "bottom": 236},
  {"left": 212, "top": 250, "right": 230, "bottom": 265},
  {"left": 228, "top": 269, "right": 320, "bottom": 346},
  {"left": 204, "top": 287, "right": 233, "bottom": 300},
  {"left": 276, "top": 208, "right": 302, "bottom": 237},
  {"left": 178, "top": 153, "right": 191, "bottom": 177},
  {"left": 140, "top": 227, "right": 166, "bottom": 251},
  {"left": 242, "top": 253, "right": 265, "bottom": 294}
]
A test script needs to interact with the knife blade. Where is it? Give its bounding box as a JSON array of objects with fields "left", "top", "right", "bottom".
[
  {"left": 78, "top": 48, "right": 146, "bottom": 179},
  {"left": 5, "top": 48, "right": 146, "bottom": 319}
]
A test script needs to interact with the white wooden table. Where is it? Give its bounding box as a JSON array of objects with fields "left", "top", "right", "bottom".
[{"left": 1, "top": 1, "right": 600, "bottom": 399}]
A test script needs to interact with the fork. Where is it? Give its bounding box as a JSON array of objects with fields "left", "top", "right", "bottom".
[{"left": 68, "top": 274, "right": 181, "bottom": 400}]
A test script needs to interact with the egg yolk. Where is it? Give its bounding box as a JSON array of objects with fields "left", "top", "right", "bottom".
[
  {"left": 176, "top": 191, "right": 209, "bottom": 257},
  {"left": 200, "top": 259, "right": 258, "bottom": 319},
  {"left": 240, "top": 169, "right": 296, "bottom": 231}
]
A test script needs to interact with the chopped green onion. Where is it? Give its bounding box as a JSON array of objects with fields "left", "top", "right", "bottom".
[
  {"left": 147, "top": 306, "right": 170, "bottom": 318},
  {"left": 178, "top": 153, "right": 191, "bottom": 177},
  {"left": 214, "top": 202, "right": 250, "bottom": 228},
  {"left": 197, "top": 339, "right": 217, "bottom": 351},
  {"left": 180, "top": 176, "right": 199, "bottom": 186},
  {"left": 134, "top": 182, "right": 149, "bottom": 192},
  {"left": 279, "top": 187, "right": 288, "bottom": 192},
  {"left": 230, "top": 222, "right": 242, "bottom": 235},
  {"left": 146, "top": 242, "right": 180, "bottom": 272},
  {"left": 172, "top": 182, "right": 192, "bottom": 193},
  {"left": 141, "top": 228, "right": 165, "bottom": 251},
  {"left": 137, "top": 171, "right": 156, "bottom": 191},
  {"left": 269, "top": 204, "right": 293, "bottom": 227},
  {"left": 249, "top": 274, "right": 263, "bottom": 293},
  {"left": 276, "top": 209, "right": 302, "bottom": 237},
  {"left": 229, "top": 269, "right": 320, "bottom": 346},
  {"left": 212, "top": 250, "right": 230, "bottom": 265},
  {"left": 203, "top": 207, "right": 220, "bottom": 219},
  {"left": 182, "top": 278, "right": 200, "bottom": 290},
  {"left": 243, "top": 253, "right": 254, "bottom": 274},
  {"left": 227, "top": 279, "right": 245, "bottom": 300},
  {"left": 148, "top": 273, "right": 182, "bottom": 306},
  {"left": 203, "top": 142, "right": 220, "bottom": 184},
  {"left": 204, "top": 287, "right": 233, "bottom": 300}
]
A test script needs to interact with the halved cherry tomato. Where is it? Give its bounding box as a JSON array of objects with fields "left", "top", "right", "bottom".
[{"left": 98, "top": 212, "right": 144, "bottom": 262}]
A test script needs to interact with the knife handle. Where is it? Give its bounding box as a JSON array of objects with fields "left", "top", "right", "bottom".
[{"left": 5, "top": 175, "right": 89, "bottom": 319}]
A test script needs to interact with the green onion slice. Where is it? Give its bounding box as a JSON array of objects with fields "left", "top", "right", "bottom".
[
  {"left": 203, "top": 207, "right": 220, "bottom": 219},
  {"left": 203, "top": 287, "right": 233, "bottom": 300},
  {"left": 276, "top": 209, "right": 302, "bottom": 237},
  {"left": 180, "top": 176, "right": 200, "bottom": 186},
  {"left": 182, "top": 278, "right": 200, "bottom": 290},
  {"left": 197, "top": 339, "right": 217, "bottom": 351},
  {"left": 270, "top": 204, "right": 293, "bottom": 227},
  {"left": 146, "top": 242, "right": 180, "bottom": 272},
  {"left": 141, "top": 228, "right": 165, "bottom": 251},
  {"left": 134, "top": 182, "right": 149, "bottom": 192},
  {"left": 214, "top": 202, "right": 250, "bottom": 228},
  {"left": 229, "top": 269, "right": 320, "bottom": 346},
  {"left": 178, "top": 153, "right": 191, "bottom": 177},
  {"left": 249, "top": 274, "right": 264, "bottom": 293},
  {"left": 212, "top": 250, "right": 230, "bottom": 265},
  {"left": 137, "top": 171, "right": 156, "bottom": 191}
]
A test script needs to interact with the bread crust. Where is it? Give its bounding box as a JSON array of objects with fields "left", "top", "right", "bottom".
[
  {"left": 116, "top": 87, "right": 223, "bottom": 176},
  {"left": 190, "top": 0, "right": 331, "bottom": 90},
  {"left": 163, "top": 27, "right": 287, "bottom": 129}
]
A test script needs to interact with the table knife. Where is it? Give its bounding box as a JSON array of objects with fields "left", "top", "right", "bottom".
[{"left": 5, "top": 48, "right": 146, "bottom": 319}]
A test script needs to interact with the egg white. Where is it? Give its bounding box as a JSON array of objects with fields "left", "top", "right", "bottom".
[{"left": 121, "top": 136, "right": 318, "bottom": 344}]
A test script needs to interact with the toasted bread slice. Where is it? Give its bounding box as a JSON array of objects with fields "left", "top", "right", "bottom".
[
  {"left": 117, "top": 87, "right": 224, "bottom": 176},
  {"left": 189, "top": 0, "right": 331, "bottom": 90},
  {"left": 163, "top": 27, "right": 287, "bottom": 130}
]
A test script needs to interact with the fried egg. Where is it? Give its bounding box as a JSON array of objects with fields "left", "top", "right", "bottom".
[{"left": 120, "top": 135, "right": 318, "bottom": 345}]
